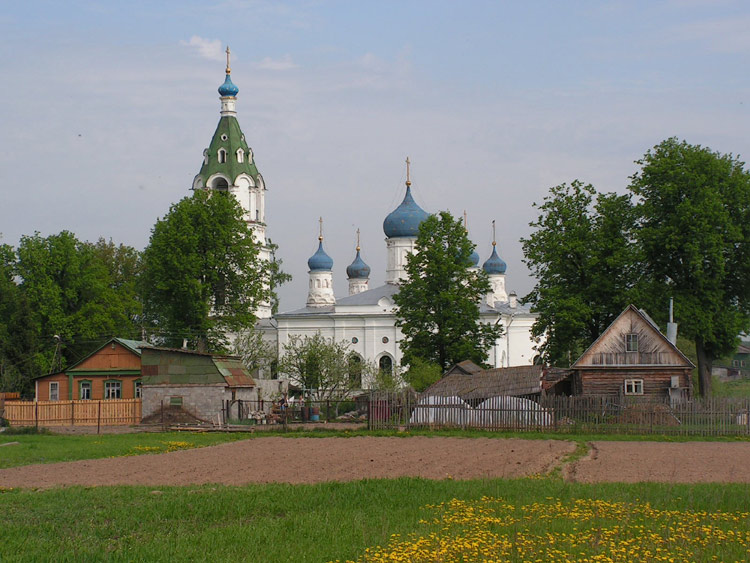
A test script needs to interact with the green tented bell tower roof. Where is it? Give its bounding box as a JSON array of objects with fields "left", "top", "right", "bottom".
[{"left": 197, "top": 115, "right": 261, "bottom": 185}]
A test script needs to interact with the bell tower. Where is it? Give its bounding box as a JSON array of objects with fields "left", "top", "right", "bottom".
[{"left": 192, "top": 47, "right": 272, "bottom": 319}]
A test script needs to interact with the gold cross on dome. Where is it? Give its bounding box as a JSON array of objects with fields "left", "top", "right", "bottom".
[
  {"left": 226, "top": 46, "right": 231, "bottom": 73},
  {"left": 356, "top": 228, "right": 361, "bottom": 251},
  {"left": 318, "top": 216, "right": 324, "bottom": 241},
  {"left": 406, "top": 156, "right": 411, "bottom": 186},
  {"left": 492, "top": 219, "right": 497, "bottom": 246}
]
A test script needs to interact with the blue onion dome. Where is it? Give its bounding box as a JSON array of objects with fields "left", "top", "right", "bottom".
[
  {"left": 383, "top": 185, "right": 430, "bottom": 238},
  {"left": 482, "top": 245, "right": 507, "bottom": 274},
  {"left": 218, "top": 73, "right": 239, "bottom": 97},
  {"left": 469, "top": 249, "right": 480, "bottom": 267},
  {"left": 346, "top": 248, "right": 371, "bottom": 279},
  {"left": 308, "top": 239, "right": 333, "bottom": 271}
]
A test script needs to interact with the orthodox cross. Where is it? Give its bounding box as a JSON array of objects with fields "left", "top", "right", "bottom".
[
  {"left": 356, "top": 228, "right": 361, "bottom": 251},
  {"left": 492, "top": 219, "right": 497, "bottom": 246},
  {"left": 318, "top": 216, "right": 324, "bottom": 241},
  {"left": 406, "top": 156, "right": 411, "bottom": 185},
  {"left": 226, "top": 46, "right": 231, "bottom": 74}
]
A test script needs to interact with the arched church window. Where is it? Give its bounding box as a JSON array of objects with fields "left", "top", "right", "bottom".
[
  {"left": 316, "top": 279, "right": 321, "bottom": 288},
  {"left": 348, "top": 354, "right": 362, "bottom": 388},
  {"left": 203, "top": 149, "right": 209, "bottom": 165},
  {"left": 379, "top": 355, "right": 393, "bottom": 376},
  {"left": 218, "top": 149, "right": 227, "bottom": 163},
  {"left": 236, "top": 149, "right": 244, "bottom": 163},
  {"left": 255, "top": 209, "right": 260, "bottom": 221}
]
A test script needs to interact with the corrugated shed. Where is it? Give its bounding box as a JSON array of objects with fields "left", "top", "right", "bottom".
[{"left": 212, "top": 356, "right": 255, "bottom": 387}]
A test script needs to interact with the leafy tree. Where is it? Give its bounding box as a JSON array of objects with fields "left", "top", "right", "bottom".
[
  {"left": 521, "top": 181, "right": 638, "bottom": 365},
  {"left": 141, "top": 190, "right": 267, "bottom": 351},
  {"left": 394, "top": 211, "right": 501, "bottom": 371},
  {"left": 629, "top": 138, "right": 750, "bottom": 396},
  {"left": 266, "top": 238, "right": 292, "bottom": 315},
  {"left": 403, "top": 358, "right": 442, "bottom": 392},
  {"left": 16, "top": 231, "right": 141, "bottom": 370},
  {"left": 232, "top": 325, "right": 278, "bottom": 378},
  {"left": 277, "top": 333, "right": 353, "bottom": 400}
]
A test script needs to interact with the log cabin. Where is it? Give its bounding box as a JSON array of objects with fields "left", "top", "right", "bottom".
[{"left": 571, "top": 305, "right": 694, "bottom": 401}]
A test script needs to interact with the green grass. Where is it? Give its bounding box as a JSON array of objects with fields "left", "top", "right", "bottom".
[
  {"left": 0, "top": 432, "right": 252, "bottom": 469},
  {"left": 1, "top": 478, "right": 749, "bottom": 562},
  {"left": 712, "top": 376, "right": 750, "bottom": 397}
]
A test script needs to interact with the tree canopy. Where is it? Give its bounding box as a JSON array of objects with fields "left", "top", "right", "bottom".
[
  {"left": 629, "top": 138, "right": 750, "bottom": 396},
  {"left": 0, "top": 232, "right": 142, "bottom": 396},
  {"left": 277, "top": 333, "right": 354, "bottom": 400},
  {"left": 394, "top": 211, "right": 501, "bottom": 371},
  {"left": 521, "top": 181, "right": 638, "bottom": 365},
  {"left": 141, "top": 189, "right": 267, "bottom": 351}
]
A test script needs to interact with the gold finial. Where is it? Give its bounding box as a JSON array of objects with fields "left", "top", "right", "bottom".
[
  {"left": 225, "top": 46, "right": 231, "bottom": 74},
  {"left": 356, "top": 228, "right": 361, "bottom": 252},
  {"left": 318, "top": 216, "right": 324, "bottom": 241},
  {"left": 405, "top": 156, "right": 411, "bottom": 186},
  {"left": 463, "top": 210, "right": 469, "bottom": 234},
  {"left": 492, "top": 220, "right": 497, "bottom": 247}
]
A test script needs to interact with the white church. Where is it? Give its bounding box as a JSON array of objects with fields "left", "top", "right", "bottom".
[{"left": 194, "top": 53, "right": 540, "bottom": 387}]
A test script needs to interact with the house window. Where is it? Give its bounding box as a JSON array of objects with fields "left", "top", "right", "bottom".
[
  {"left": 733, "top": 360, "right": 740, "bottom": 367},
  {"left": 134, "top": 380, "right": 142, "bottom": 399},
  {"left": 104, "top": 380, "right": 122, "bottom": 399},
  {"left": 624, "top": 379, "right": 644, "bottom": 395},
  {"left": 49, "top": 382, "right": 59, "bottom": 401},
  {"left": 79, "top": 381, "right": 92, "bottom": 400},
  {"left": 625, "top": 333, "right": 639, "bottom": 353},
  {"left": 742, "top": 360, "right": 747, "bottom": 367}
]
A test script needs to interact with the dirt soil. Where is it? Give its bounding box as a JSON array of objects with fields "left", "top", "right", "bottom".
[
  {"left": 4, "top": 437, "right": 750, "bottom": 489},
  {"left": 566, "top": 441, "right": 750, "bottom": 484},
  {"left": 0, "top": 437, "right": 572, "bottom": 489}
]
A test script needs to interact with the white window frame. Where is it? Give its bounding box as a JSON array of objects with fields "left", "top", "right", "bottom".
[
  {"left": 134, "top": 380, "right": 142, "bottom": 399},
  {"left": 624, "top": 379, "right": 644, "bottom": 395},
  {"left": 104, "top": 380, "right": 122, "bottom": 399},
  {"left": 80, "top": 381, "right": 92, "bottom": 400},
  {"left": 625, "top": 333, "right": 639, "bottom": 353},
  {"left": 49, "top": 381, "right": 59, "bottom": 401},
  {"left": 218, "top": 148, "right": 227, "bottom": 163}
]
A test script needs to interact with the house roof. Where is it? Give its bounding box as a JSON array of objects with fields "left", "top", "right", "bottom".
[
  {"left": 423, "top": 365, "right": 548, "bottom": 400},
  {"left": 572, "top": 304, "right": 695, "bottom": 369},
  {"left": 737, "top": 342, "right": 750, "bottom": 355},
  {"left": 444, "top": 360, "right": 484, "bottom": 376},
  {"left": 140, "top": 347, "right": 255, "bottom": 387}
]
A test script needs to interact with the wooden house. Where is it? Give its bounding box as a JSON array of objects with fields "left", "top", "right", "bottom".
[
  {"left": 33, "top": 338, "right": 148, "bottom": 401},
  {"left": 571, "top": 305, "right": 694, "bottom": 400}
]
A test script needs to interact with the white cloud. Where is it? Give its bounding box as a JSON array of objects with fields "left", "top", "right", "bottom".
[
  {"left": 255, "top": 55, "right": 298, "bottom": 71},
  {"left": 180, "top": 36, "right": 224, "bottom": 61}
]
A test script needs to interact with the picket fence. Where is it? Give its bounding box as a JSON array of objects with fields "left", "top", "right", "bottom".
[
  {"left": 2, "top": 399, "right": 142, "bottom": 428},
  {"left": 367, "top": 392, "right": 750, "bottom": 436}
]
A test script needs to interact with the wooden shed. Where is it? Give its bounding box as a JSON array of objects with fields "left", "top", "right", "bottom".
[{"left": 571, "top": 305, "right": 694, "bottom": 401}]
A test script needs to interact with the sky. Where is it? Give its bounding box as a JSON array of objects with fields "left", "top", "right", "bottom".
[{"left": 2, "top": 0, "right": 750, "bottom": 311}]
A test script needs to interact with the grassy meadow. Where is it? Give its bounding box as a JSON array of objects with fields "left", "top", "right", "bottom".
[{"left": 2, "top": 430, "right": 750, "bottom": 561}]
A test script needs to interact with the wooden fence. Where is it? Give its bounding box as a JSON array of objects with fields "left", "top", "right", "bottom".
[
  {"left": 2, "top": 399, "right": 142, "bottom": 428},
  {"left": 368, "top": 391, "right": 750, "bottom": 436}
]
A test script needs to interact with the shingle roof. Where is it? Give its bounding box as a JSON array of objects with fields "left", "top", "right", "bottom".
[{"left": 423, "top": 365, "right": 546, "bottom": 400}]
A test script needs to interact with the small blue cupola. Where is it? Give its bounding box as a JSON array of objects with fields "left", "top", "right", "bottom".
[
  {"left": 308, "top": 238, "right": 333, "bottom": 271},
  {"left": 482, "top": 244, "right": 507, "bottom": 275},
  {"left": 469, "top": 249, "right": 481, "bottom": 268},
  {"left": 218, "top": 73, "right": 239, "bottom": 97},
  {"left": 346, "top": 248, "right": 371, "bottom": 279},
  {"left": 218, "top": 46, "right": 240, "bottom": 97}
]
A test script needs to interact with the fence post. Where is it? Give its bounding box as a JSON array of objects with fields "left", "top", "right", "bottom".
[
  {"left": 71, "top": 400, "right": 75, "bottom": 426},
  {"left": 327, "top": 400, "right": 330, "bottom": 422},
  {"left": 97, "top": 400, "right": 102, "bottom": 434},
  {"left": 35, "top": 401, "right": 39, "bottom": 429}
]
